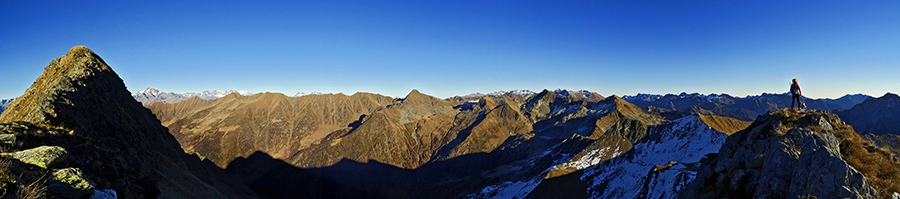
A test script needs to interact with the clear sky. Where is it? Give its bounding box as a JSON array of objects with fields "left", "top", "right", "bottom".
[{"left": 1, "top": 1, "right": 898, "bottom": 99}]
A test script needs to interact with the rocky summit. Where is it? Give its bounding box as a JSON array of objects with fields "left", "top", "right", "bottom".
[
  {"left": 680, "top": 109, "right": 900, "bottom": 199},
  {"left": 0, "top": 46, "right": 259, "bottom": 198}
]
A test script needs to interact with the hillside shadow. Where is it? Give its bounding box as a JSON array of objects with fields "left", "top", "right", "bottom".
[
  {"left": 225, "top": 151, "right": 384, "bottom": 199},
  {"left": 526, "top": 170, "right": 588, "bottom": 199},
  {"left": 226, "top": 135, "right": 574, "bottom": 199},
  {"left": 452, "top": 102, "right": 477, "bottom": 111},
  {"left": 433, "top": 110, "right": 489, "bottom": 159},
  {"left": 225, "top": 117, "right": 597, "bottom": 199},
  {"left": 304, "top": 152, "right": 506, "bottom": 199},
  {"left": 347, "top": 114, "right": 366, "bottom": 129}
]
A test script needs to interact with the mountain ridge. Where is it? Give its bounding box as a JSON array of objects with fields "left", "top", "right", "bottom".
[
  {"left": 835, "top": 92, "right": 900, "bottom": 135},
  {"left": 622, "top": 92, "right": 872, "bottom": 121}
]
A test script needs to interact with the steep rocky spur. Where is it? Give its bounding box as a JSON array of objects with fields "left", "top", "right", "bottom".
[
  {"left": 0, "top": 46, "right": 259, "bottom": 198},
  {"left": 680, "top": 109, "right": 900, "bottom": 198}
]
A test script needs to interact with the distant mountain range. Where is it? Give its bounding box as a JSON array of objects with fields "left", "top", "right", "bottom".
[
  {"left": 131, "top": 87, "right": 253, "bottom": 105},
  {"left": 132, "top": 87, "right": 875, "bottom": 122},
  {"left": 836, "top": 93, "right": 900, "bottom": 135},
  {"left": 131, "top": 88, "right": 350, "bottom": 106},
  {"left": 449, "top": 89, "right": 538, "bottom": 101},
  {"left": 621, "top": 92, "right": 871, "bottom": 121},
  {"left": 0, "top": 97, "right": 14, "bottom": 113}
]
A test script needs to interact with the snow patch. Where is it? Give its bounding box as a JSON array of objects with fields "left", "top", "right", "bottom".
[
  {"left": 471, "top": 178, "right": 542, "bottom": 199},
  {"left": 582, "top": 115, "right": 727, "bottom": 199},
  {"left": 558, "top": 139, "right": 626, "bottom": 170}
]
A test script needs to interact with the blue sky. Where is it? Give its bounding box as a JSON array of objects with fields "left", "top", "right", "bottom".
[{"left": 1, "top": 1, "right": 898, "bottom": 99}]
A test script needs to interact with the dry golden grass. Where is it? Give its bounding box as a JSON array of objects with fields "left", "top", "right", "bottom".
[
  {"left": 834, "top": 126, "right": 900, "bottom": 198},
  {"left": 697, "top": 114, "right": 752, "bottom": 135},
  {"left": 768, "top": 109, "right": 900, "bottom": 198},
  {"left": 0, "top": 157, "right": 11, "bottom": 189},
  {"left": 16, "top": 175, "right": 46, "bottom": 199}
]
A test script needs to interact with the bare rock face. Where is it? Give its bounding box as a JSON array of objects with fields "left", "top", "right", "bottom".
[
  {"left": 0, "top": 46, "right": 258, "bottom": 198},
  {"left": 680, "top": 109, "right": 881, "bottom": 199}
]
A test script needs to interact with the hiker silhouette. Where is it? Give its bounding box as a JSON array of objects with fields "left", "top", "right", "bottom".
[{"left": 790, "top": 78, "right": 803, "bottom": 109}]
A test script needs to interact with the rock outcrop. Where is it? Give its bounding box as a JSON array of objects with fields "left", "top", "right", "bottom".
[
  {"left": 3, "top": 145, "right": 67, "bottom": 169},
  {"left": 681, "top": 109, "right": 899, "bottom": 198},
  {"left": 0, "top": 46, "right": 259, "bottom": 198}
]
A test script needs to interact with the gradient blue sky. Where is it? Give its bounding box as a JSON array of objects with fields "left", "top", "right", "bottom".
[{"left": 1, "top": 1, "right": 898, "bottom": 99}]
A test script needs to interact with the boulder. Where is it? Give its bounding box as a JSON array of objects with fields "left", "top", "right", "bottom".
[
  {"left": 48, "top": 168, "right": 96, "bottom": 199},
  {"left": 3, "top": 146, "right": 67, "bottom": 169},
  {"left": 0, "top": 133, "right": 15, "bottom": 146},
  {"left": 53, "top": 168, "right": 96, "bottom": 189}
]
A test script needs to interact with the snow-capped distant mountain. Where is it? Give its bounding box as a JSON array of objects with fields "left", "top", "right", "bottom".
[
  {"left": 194, "top": 89, "right": 253, "bottom": 99},
  {"left": 0, "top": 98, "right": 16, "bottom": 114},
  {"left": 451, "top": 89, "right": 538, "bottom": 100},
  {"left": 132, "top": 88, "right": 253, "bottom": 106},
  {"left": 292, "top": 92, "right": 324, "bottom": 97}
]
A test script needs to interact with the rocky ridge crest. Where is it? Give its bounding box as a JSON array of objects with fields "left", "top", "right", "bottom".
[{"left": 680, "top": 109, "right": 899, "bottom": 198}]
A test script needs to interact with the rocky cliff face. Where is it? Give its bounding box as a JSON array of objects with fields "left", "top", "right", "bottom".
[
  {"left": 680, "top": 109, "right": 900, "bottom": 198},
  {"left": 0, "top": 46, "right": 258, "bottom": 198}
]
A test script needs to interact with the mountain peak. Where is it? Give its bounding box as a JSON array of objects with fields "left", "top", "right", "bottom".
[
  {"left": 408, "top": 89, "right": 422, "bottom": 95},
  {"left": 404, "top": 89, "right": 428, "bottom": 100},
  {"left": 883, "top": 92, "right": 899, "bottom": 99},
  {"left": 401, "top": 89, "right": 446, "bottom": 106},
  {"left": 138, "top": 87, "right": 161, "bottom": 95},
  {"left": 0, "top": 46, "right": 123, "bottom": 128}
]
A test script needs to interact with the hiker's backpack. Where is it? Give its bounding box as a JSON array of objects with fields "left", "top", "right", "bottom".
[
  {"left": 800, "top": 102, "right": 807, "bottom": 110},
  {"left": 791, "top": 83, "right": 800, "bottom": 95}
]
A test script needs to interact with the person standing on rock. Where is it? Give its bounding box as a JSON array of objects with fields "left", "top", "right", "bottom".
[{"left": 790, "top": 78, "right": 802, "bottom": 109}]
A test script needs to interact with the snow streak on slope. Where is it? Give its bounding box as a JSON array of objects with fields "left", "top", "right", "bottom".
[
  {"left": 468, "top": 141, "right": 577, "bottom": 199},
  {"left": 556, "top": 138, "right": 626, "bottom": 170},
  {"left": 582, "top": 115, "right": 727, "bottom": 199},
  {"left": 475, "top": 178, "right": 542, "bottom": 199}
]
